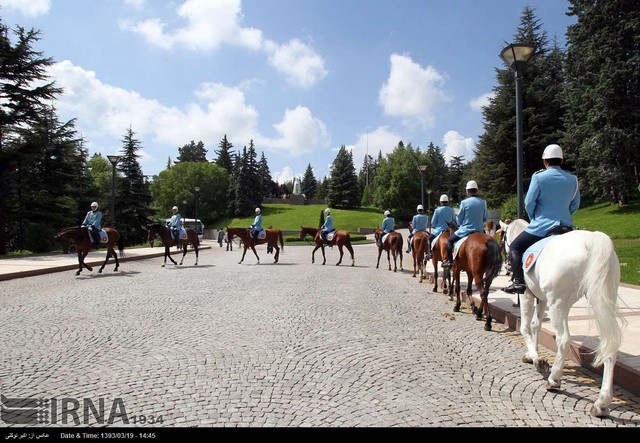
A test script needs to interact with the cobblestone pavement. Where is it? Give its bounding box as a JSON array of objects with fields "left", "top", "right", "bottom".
[{"left": 0, "top": 242, "right": 639, "bottom": 428}]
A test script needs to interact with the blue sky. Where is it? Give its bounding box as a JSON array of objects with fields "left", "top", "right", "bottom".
[{"left": 0, "top": 0, "right": 576, "bottom": 183}]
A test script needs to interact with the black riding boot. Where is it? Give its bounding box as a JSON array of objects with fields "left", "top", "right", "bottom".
[
  {"left": 442, "top": 242, "right": 453, "bottom": 269},
  {"left": 406, "top": 236, "right": 412, "bottom": 253},
  {"left": 503, "top": 250, "right": 526, "bottom": 294}
]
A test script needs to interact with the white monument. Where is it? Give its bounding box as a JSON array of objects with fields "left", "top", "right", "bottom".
[{"left": 292, "top": 177, "right": 302, "bottom": 195}]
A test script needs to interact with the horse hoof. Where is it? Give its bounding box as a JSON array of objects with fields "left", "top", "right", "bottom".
[
  {"left": 484, "top": 323, "right": 492, "bottom": 331},
  {"left": 161, "top": 264, "right": 165, "bottom": 267},
  {"left": 75, "top": 272, "right": 80, "bottom": 276},
  {"left": 545, "top": 380, "right": 561, "bottom": 391},
  {"left": 522, "top": 356, "right": 533, "bottom": 364},
  {"left": 98, "top": 269, "right": 103, "bottom": 274},
  {"left": 453, "top": 305, "right": 460, "bottom": 313},
  {"left": 535, "top": 359, "right": 550, "bottom": 374},
  {"left": 590, "top": 404, "right": 610, "bottom": 418}
]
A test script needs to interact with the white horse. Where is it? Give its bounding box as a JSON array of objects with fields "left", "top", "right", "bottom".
[{"left": 501, "top": 219, "right": 626, "bottom": 417}]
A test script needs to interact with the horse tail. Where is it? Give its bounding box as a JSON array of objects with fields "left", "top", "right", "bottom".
[
  {"left": 117, "top": 235, "right": 126, "bottom": 258},
  {"left": 483, "top": 237, "right": 502, "bottom": 288},
  {"left": 279, "top": 230, "right": 284, "bottom": 251},
  {"left": 580, "top": 232, "right": 625, "bottom": 367}
]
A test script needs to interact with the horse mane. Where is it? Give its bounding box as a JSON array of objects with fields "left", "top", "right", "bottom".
[{"left": 58, "top": 226, "right": 81, "bottom": 236}]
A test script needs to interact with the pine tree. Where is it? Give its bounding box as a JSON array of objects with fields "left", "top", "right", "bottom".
[
  {"left": 470, "top": 6, "right": 566, "bottom": 207},
  {"left": 0, "top": 24, "right": 63, "bottom": 254},
  {"left": 565, "top": 0, "right": 640, "bottom": 203},
  {"left": 301, "top": 163, "right": 317, "bottom": 199},
  {"left": 176, "top": 140, "right": 208, "bottom": 163},
  {"left": 257, "top": 151, "right": 272, "bottom": 200},
  {"left": 425, "top": 142, "right": 448, "bottom": 197},
  {"left": 327, "top": 146, "right": 360, "bottom": 208},
  {"left": 115, "top": 127, "right": 155, "bottom": 245},
  {"left": 166, "top": 157, "right": 172, "bottom": 169},
  {"left": 214, "top": 134, "right": 234, "bottom": 174}
]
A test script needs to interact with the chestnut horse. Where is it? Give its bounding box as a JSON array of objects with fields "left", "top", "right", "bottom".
[
  {"left": 226, "top": 226, "right": 284, "bottom": 264},
  {"left": 407, "top": 222, "right": 428, "bottom": 281},
  {"left": 374, "top": 230, "right": 403, "bottom": 272},
  {"left": 146, "top": 223, "right": 199, "bottom": 267},
  {"left": 55, "top": 227, "right": 125, "bottom": 276},
  {"left": 299, "top": 226, "right": 355, "bottom": 266},
  {"left": 445, "top": 221, "right": 502, "bottom": 331},
  {"left": 428, "top": 230, "right": 451, "bottom": 295}
]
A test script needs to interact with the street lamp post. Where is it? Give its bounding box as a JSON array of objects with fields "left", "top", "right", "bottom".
[
  {"left": 106, "top": 155, "right": 121, "bottom": 227},
  {"left": 500, "top": 43, "right": 535, "bottom": 220},
  {"left": 427, "top": 189, "right": 433, "bottom": 215},
  {"left": 182, "top": 200, "right": 187, "bottom": 218},
  {"left": 194, "top": 187, "right": 200, "bottom": 224},
  {"left": 419, "top": 165, "right": 428, "bottom": 209}
]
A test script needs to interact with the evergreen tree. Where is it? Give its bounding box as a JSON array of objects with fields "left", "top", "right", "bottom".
[
  {"left": 565, "top": 0, "right": 640, "bottom": 203},
  {"left": 357, "top": 154, "right": 376, "bottom": 206},
  {"left": 470, "top": 6, "right": 566, "bottom": 207},
  {"left": 176, "top": 140, "right": 208, "bottom": 163},
  {"left": 166, "top": 157, "right": 172, "bottom": 169},
  {"left": 316, "top": 176, "right": 328, "bottom": 200},
  {"left": 301, "top": 163, "right": 317, "bottom": 199},
  {"left": 327, "top": 145, "right": 360, "bottom": 209},
  {"left": 425, "top": 142, "right": 448, "bottom": 197},
  {"left": 227, "top": 152, "right": 241, "bottom": 216},
  {"left": 245, "top": 140, "right": 262, "bottom": 209},
  {"left": 229, "top": 143, "right": 261, "bottom": 217},
  {"left": 115, "top": 127, "right": 155, "bottom": 245},
  {"left": 0, "top": 23, "right": 62, "bottom": 254},
  {"left": 446, "top": 156, "right": 466, "bottom": 205},
  {"left": 257, "top": 151, "right": 272, "bottom": 199},
  {"left": 214, "top": 134, "right": 234, "bottom": 174}
]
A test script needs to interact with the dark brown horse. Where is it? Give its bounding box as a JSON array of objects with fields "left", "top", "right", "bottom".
[
  {"left": 374, "top": 230, "right": 403, "bottom": 272},
  {"left": 445, "top": 221, "right": 502, "bottom": 331},
  {"left": 55, "top": 227, "right": 125, "bottom": 276},
  {"left": 226, "top": 226, "right": 284, "bottom": 264},
  {"left": 407, "top": 222, "right": 428, "bottom": 281},
  {"left": 299, "top": 226, "right": 355, "bottom": 266},
  {"left": 146, "top": 223, "right": 200, "bottom": 267},
  {"left": 428, "top": 229, "right": 451, "bottom": 295}
]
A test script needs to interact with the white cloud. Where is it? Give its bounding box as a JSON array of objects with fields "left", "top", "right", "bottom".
[
  {"left": 260, "top": 106, "right": 331, "bottom": 157},
  {"left": 121, "top": 0, "right": 325, "bottom": 88},
  {"left": 351, "top": 126, "right": 404, "bottom": 171},
  {"left": 469, "top": 92, "right": 495, "bottom": 112},
  {"left": 0, "top": 0, "right": 50, "bottom": 17},
  {"left": 264, "top": 38, "right": 327, "bottom": 88},
  {"left": 379, "top": 54, "right": 450, "bottom": 129},
  {"left": 47, "top": 61, "right": 329, "bottom": 168},
  {"left": 442, "top": 130, "right": 475, "bottom": 162},
  {"left": 273, "top": 167, "right": 301, "bottom": 184}
]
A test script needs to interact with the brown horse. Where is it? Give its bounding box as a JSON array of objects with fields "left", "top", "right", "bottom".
[
  {"left": 55, "top": 227, "right": 125, "bottom": 276},
  {"left": 374, "top": 230, "right": 403, "bottom": 272},
  {"left": 146, "top": 223, "right": 199, "bottom": 267},
  {"left": 428, "top": 230, "right": 451, "bottom": 295},
  {"left": 407, "top": 222, "right": 428, "bottom": 281},
  {"left": 445, "top": 221, "right": 503, "bottom": 331},
  {"left": 226, "top": 226, "right": 284, "bottom": 264},
  {"left": 299, "top": 226, "right": 355, "bottom": 266}
]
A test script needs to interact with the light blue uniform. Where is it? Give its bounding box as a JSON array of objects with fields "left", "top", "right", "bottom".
[
  {"left": 321, "top": 215, "right": 334, "bottom": 233},
  {"left": 251, "top": 214, "right": 263, "bottom": 232},
  {"left": 82, "top": 210, "right": 102, "bottom": 230},
  {"left": 524, "top": 166, "right": 580, "bottom": 237},
  {"left": 411, "top": 213, "right": 429, "bottom": 234},
  {"left": 430, "top": 205, "right": 455, "bottom": 236},
  {"left": 454, "top": 196, "right": 487, "bottom": 237},
  {"left": 381, "top": 216, "right": 395, "bottom": 234},
  {"left": 168, "top": 213, "right": 181, "bottom": 230}
]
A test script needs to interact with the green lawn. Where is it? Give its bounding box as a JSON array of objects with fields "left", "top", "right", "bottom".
[{"left": 215, "top": 204, "right": 382, "bottom": 232}]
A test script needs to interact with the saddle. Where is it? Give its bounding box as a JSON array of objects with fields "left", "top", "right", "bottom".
[{"left": 546, "top": 225, "right": 573, "bottom": 237}]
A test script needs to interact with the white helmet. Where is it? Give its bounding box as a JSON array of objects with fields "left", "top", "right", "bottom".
[
  {"left": 542, "top": 144, "right": 563, "bottom": 160},
  {"left": 466, "top": 180, "right": 478, "bottom": 190},
  {"left": 384, "top": 210, "right": 391, "bottom": 216},
  {"left": 172, "top": 206, "right": 178, "bottom": 211},
  {"left": 324, "top": 208, "right": 331, "bottom": 214},
  {"left": 440, "top": 194, "right": 449, "bottom": 202},
  {"left": 255, "top": 207, "right": 261, "bottom": 214},
  {"left": 416, "top": 204, "right": 424, "bottom": 212},
  {"left": 91, "top": 202, "right": 99, "bottom": 208}
]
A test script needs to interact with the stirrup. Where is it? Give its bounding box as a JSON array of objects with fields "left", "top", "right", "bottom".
[
  {"left": 503, "top": 282, "right": 526, "bottom": 294},
  {"left": 442, "top": 260, "right": 452, "bottom": 269}
]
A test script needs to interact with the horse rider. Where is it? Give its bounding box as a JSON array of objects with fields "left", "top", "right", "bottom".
[
  {"left": 442, "top": 180, "right": 488, "bottom": 269},
  {"left": 425, "top": 194, "right": 456, "bottom": 260},
  {"left": 503, "top": 144, "right": 580, "bottom": 294},
  {"left": 378, "top": 210, "right": 395, "bottom": 247},
  {"left": 250, "top": 207, "right": 263, "bottom": 245},
  {"left": 81, "top": 201, "right": 103, "bottom": 246},
  {"left": 406, "top": 204, "right": 428, "bottom": 253},
  {"left": 168, "top": 205, "right": 182, "bottom": 242},
  {"left": 320, "top": 208, "right": 334, "bottom": 245}
]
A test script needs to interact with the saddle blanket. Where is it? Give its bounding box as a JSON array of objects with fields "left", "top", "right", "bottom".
[
  {"left": 98, "top": 229, "right": 109, "bottom": 244},
  {"left": 325, "top": 230, "right": 336, "bottom": 242},
  {"left": 452, "top": 235, "right": 470, "bottom": 259},
  {"left": 178, "top": 228, "right": 187, "bottom": 240},
  {"left": 381, "top": 233, "right": 390, "bottom": 244},
  {"left": 253, "top": 229, "right": 267, "bottom": 240},
  {"left": 523, "top": 236, "right": 554, "bottom": 273},
  {"left": 430, "top": 232, "right": 443, "bottom": 251}
]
